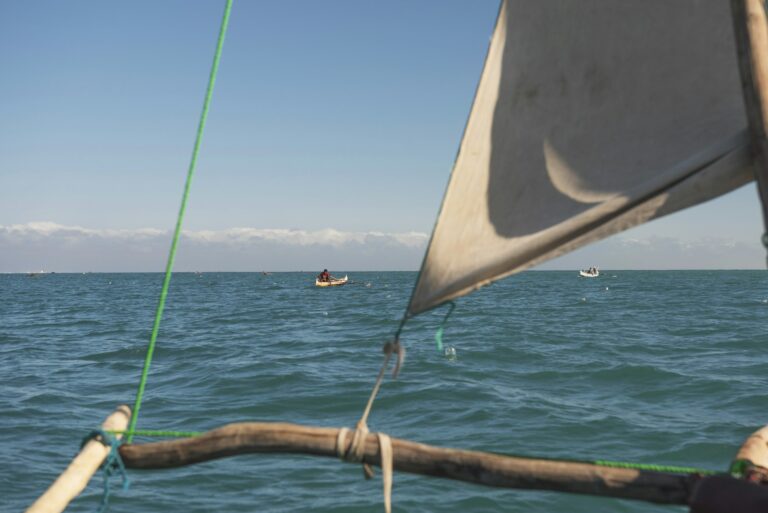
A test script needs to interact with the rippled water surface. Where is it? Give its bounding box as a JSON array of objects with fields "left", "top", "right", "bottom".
[{"left": 3, "top": 271, "right": 768, "bottom": 512}]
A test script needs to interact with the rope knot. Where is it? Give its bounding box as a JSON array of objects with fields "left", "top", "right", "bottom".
[
  {"left": 335, "top": 338, "right": 402, "bottom": 512},
  {"left": 82, "top": 429, "right": 130, "bottom": 513},
  {"left": 336, "top": 426, "right": 394, "bottom": 513}
]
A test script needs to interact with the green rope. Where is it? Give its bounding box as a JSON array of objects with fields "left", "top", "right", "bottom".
[
  {"left": 729, "top": 458, "right": 750, "bottom": 478},
  {"left": 108, "top": 429, "right": 203, "bottom": 439},
  {"left": 126, "top": 0, "right": 233, "bottom": 444},
  {"left": 488, "top": 448, "right": 719, "bottom": 476},
  {"left": 592, "top": 459, "right": 718, "bottom": 475}
]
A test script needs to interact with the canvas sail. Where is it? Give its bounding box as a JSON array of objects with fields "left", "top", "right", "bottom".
[{"left": 407, "top": 0, "right": 756, "bottom": 316}]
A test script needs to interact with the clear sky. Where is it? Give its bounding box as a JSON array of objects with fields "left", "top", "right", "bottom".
[{"left": 1, "top": 1, "right": 765, "bottom": 272}]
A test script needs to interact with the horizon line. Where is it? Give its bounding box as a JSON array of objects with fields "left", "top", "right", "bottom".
[{"left": 3, "top": 268, "right": 764, "bottom": 274}]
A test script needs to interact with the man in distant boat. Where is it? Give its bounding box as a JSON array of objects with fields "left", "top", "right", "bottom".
[{"left": 318, "top": 269, "right": 331, "bottom": 282}]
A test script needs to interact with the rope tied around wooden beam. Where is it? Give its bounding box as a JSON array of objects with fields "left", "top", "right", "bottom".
[
  {"left": 336, "top": 427, "right": 394, "bottom": 513},
  {"left": 80, "top": 429, "right": 131, "bottom": 513},
  {"left": 335, "top": 340, "right": 402, "bottom": 513}
]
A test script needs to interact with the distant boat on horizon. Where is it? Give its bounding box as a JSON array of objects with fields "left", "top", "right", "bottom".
[{"left": 315, "top": 275, "right": 348, "bottom": 287}]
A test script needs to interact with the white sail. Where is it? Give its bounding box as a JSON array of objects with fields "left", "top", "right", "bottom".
[{"left": 408, "top": 0, "right": 756, "bottom": 316}]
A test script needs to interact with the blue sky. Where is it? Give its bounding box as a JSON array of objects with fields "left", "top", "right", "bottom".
[{"left": 0, "top": 1, "right": 764, "bottom": 272}]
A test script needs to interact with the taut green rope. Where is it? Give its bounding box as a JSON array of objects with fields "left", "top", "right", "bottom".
[
  {"left": 126, "top": 0, "right": 233, "bottom": 444},
  {"left": 489, "top": 448, "right": 718, "bottom": 475},
  {"left": 592, "top": 459, "right": 717, "bottom": 475},
  {"left": 108, "top": 429, "right": 203, "bottom": 439}
]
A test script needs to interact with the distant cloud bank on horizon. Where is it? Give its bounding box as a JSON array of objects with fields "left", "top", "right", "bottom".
[
  {"left": 538, "top": 235, "right": 764, "bottom": 271},
  {"left": 0, "top": 221, "right": 763, "bottom": 272},
  {"left": 0, "top": 222, "right": 428, "bottom": 272}
]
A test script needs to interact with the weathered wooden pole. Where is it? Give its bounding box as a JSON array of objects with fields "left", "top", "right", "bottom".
[
  {"left": 119, "top": 421, "right": 699, "bottom": 505},
  {"left": 26, "top": 405, "right": 131, "bottom": 513},
  {"left": 731, "top": 0, "right": 768, "bottom": 259}
]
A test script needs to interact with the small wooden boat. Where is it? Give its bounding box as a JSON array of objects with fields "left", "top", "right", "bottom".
[{"left": 315, "top": 275, "right": 348, "bottom": 287}]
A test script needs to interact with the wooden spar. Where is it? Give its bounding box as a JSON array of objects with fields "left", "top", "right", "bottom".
[
  {"left": 120, "top": 421, "right": 699, "bottom": 505},
  {"left": 26, "top": 405, "right": 131, "bottom": 513},
  {"left": 24, "top": 413, "right": 768, "bottom": 509},
  {"left": 731, "top": 0, "right": 768, "bottom": 243}
]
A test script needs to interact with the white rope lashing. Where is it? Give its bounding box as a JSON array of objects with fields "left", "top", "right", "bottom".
[{"left": 336, "top": 340, "right": 403, "bottom": 513}]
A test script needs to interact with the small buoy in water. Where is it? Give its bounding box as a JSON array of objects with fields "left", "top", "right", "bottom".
[
  {"left": 605, "top": 287, "right": 609, "bottom": 291},
  {"left": 444, "top": 346, "right": 457, "bottom": 360},
  {"left": 581, "top": 297, "right": 586, "bottom": 302}
]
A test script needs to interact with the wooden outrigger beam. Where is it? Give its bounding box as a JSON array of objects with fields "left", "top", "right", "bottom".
[
  {"left": 117, "top": 421, "right": 727, "bottom": 507},
  {"left": 25, "top": 407, "right": 768, "bottom": 512},
  {"left": 119, "top": 421, "right": 768, "bottom": 512}
]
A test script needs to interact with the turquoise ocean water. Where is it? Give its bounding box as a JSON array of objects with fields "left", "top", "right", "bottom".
[{"left": 3, "top": 270, "right": 767, "bottom": 512}]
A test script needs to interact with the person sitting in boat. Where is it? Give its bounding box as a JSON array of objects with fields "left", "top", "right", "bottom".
[{"left": 318, "top": 269, "right": 330, "bottom": 282}]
